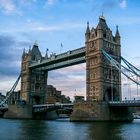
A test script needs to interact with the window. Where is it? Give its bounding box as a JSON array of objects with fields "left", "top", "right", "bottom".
[
  {"left": 90, "top": 42, "right": 94, "bottom": 48},
  {"left": 103, "top": 33, "right": 106, "bottom": 38}
]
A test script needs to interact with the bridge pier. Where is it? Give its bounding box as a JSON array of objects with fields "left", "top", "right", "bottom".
[
  {"left": 33, "top": 111, "right": 58, "bottom": 120},
  {"left": 3, "top": 104, "right": 32, "bottom": 119},
  {"left": 70, "top": 101, "right": 133, "bottom": 121},
  {"left": 109, "top": 106, "right": 133, "bottom": 121},
  {"left": 3, "top": 105, "right": 59, "bottom": 120}
]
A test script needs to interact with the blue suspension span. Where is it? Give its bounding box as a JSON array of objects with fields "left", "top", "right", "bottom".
[
  {"left": 0, "top": 74, "right": 21, "bottom": 106},
  {"left": 121, "top": 56, "right": 140, "bottom": 77},
  {"left": 102, "top": 49, "right": 140, "bottom": 86}
]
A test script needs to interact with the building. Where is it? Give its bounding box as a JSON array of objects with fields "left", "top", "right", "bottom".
[
  {"left": 45, "top": 85, "right": 71, "bottom": 104},
  {"left": 74, "top": 96, "right": 85, "bottom": 103},
  {"left": 85, "top": 15, "right": 121, "bottom": 102},
  {"left": 0, "top": 93, "right": 6, "bottom": 103},
  {"left": 6, "top": 91, "right": 20, "bottom": 104}
]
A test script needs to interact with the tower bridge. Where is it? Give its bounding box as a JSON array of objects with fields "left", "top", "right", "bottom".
[{"left": 2, "top": 16, "right": 140, "bottom": 121}]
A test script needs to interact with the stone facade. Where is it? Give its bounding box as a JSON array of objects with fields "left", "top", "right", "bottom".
[
  {"left": 21, "top": 43, "right": 47, "bottom": 105},
  {"left": 70, "top": 102, "right": 133, "bottom": 121},
  {"left": 45, "top": 85, "right": 71, "bottom": 104},
  {"left": 4, "top": 104, "right": 32, "bottom": 119},
  {"left": 85, "top": 16, "right": 121, "bottom": 102}
]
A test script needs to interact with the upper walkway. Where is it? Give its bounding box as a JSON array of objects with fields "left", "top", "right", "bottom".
[{"left": 29, "top": 47, "right": 86, "bottom": 71}]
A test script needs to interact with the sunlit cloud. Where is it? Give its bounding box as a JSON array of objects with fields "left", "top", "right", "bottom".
[{"left": 0, "top": 0, "right": 21, "bottom": 15}]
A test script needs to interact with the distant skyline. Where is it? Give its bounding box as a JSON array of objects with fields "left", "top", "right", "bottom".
[{"left": 0, "top": 0, "right": 140, "bottom": 100}]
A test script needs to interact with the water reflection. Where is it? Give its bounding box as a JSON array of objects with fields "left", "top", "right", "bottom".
[
  {"left": 0, "top": 119, "right": 140, "bottom": 140},
  {"left": 18, "top": 120, "right": 47, "bottom": 140}
]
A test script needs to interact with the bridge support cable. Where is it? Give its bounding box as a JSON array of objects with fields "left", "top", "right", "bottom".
[
  {"left": 110, "top": 64, "right": 114, "bottom": 101},
  {"left": 121, "top": 56, "right": 140, "bottom": 76},
  {"left": 0, "top": 74, "right": 21, "bottom": 106},
  {"left": 102, "top": 50, "right": 140, "bottom": 86}
]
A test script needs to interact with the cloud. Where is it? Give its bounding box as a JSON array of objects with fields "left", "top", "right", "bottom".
[
  {"left": 119, "top": 0, "right": 126, "bottom": 9},
  {"left": 0, "top": 34, "right": 30, "bottom": 77},
  {"left": 0, "top": 34, "right": 31, "bottom": 94},
  {"left": 48, "top": 64, "right": 86, "bottom": 100},
  {"left": 102, "top": 0, "right": 116, "bottom": 10},
  {"left": 47, "top": 0, "right": 57, "bottom": 5},
  {"left": 0, "top": 0, "right": 20, "bottom": 15},
  {"left": 112, "top": 17, "right": 140, "bottom": 25},
  {"left": 0, "top": 21, "right": 85, "bottom": 33},
  {"left": 100, "top": 0, "right": 127, "bottom": 12}
]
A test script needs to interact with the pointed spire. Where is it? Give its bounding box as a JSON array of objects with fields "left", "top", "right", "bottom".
[
  {"left": 86, "top": 21, "right": 90, "bottom": 33},
  {"left": 28, "top": 45, "right": 31, "bottom": 54},
  {"left": 22, "top": 48, "right": 25, "bottom": 57},
  {"left": 34, "top": 40, "right": 38, "bottom": 47},
  {"left": 23, "top": 48, "right": 25, "bottom": 53},
  {"left": 45, "top": 48, "right": 49, "bottom": 58},
  {"left": 97, "top": 22, "right": 103, "bottom": 30},
  {"left": 115, "top": 25, "right": 120, "bottom": 37},
  {"left": 100, "top": 12, "right": 105, "bottom": 21}
]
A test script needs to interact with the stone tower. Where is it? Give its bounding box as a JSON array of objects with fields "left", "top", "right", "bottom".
[
  {"left": 85, "top": 16, "right": 121, "bottom": 102},
  {"left": 21, "top": 43, "right": 47, "bottom": 104}
]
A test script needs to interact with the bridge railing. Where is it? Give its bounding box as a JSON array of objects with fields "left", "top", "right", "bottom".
[{"left": 109, "top": 100, "right": 140, "bottom": 103}]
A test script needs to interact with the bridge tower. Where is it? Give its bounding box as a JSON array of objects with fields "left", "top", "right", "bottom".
[
  {"left": 70, "top": 16, "right": 130, "bottom": 121},
  {"left": 85, "top": 16, "right": 121, "bottom": 102},
  {"left": 21, "top": 43, "right": 47, "bottom": 104}
]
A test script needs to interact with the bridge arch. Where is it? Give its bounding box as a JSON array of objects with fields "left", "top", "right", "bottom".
[{"left": 103, "top": 87, "right": 119, "bottom": 101}]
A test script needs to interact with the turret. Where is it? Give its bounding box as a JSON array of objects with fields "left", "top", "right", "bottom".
[
  {"left": 115, "top": 25, "right": 121, "bottom": 44},
  {"left": 22, "top": 48, "right": 25, "bottom": 58},
  {"left": 45, "top": 48, "right": 49, "bottom": 59},
  {"left": 85, "top": 22, "right": 90, "bottom": 41},
  {"left": 30, "top": 42, "right": 42, "bottom": 61},
  {"left": 96, "top": 16, "right": 104, "bottom": 38}
]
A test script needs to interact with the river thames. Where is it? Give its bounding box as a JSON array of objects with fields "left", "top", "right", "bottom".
[{"left": 0, "top": 118, "right": 140, "bottom": 140}]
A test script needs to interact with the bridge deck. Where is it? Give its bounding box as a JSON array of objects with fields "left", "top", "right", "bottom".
[
  {"left": 109, "top": 101, "right": 140, "bottom": 107},
  {"left": 32, "top": 103, "right": 73, "bottom": 113}
]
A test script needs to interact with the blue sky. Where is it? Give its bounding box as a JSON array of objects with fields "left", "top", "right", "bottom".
[{"left": 0, "top": 0, "right": 140, "bottom": 100}]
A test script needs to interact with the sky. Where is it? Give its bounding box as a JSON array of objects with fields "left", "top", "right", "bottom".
[{"left": 0, "top": 0, "right": 140, "bottom": 100}]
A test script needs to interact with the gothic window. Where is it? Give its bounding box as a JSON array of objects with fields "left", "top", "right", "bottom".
[
  {"left": 90, "top": 42, "right": 94, "bottom": 48},
  {"left": 40, "top": 86, "right": 42, "bottom": 90},
  {"left": 93, "top": 72, "right": 96, "bottom": 79},
  {"left": 35, "top": 83, "right": 40, "bottom": 90},
  {"left": 33, "top": 55, "right": 36, "bottom": 61},
  {"left": 31, "top": 84, "right": 35, "bottom": 90},
  {"left": 91, "top": 33, "right": 94, "bottom": 38},
  {"left": 36, "top": 75, "right": 40, "bottom": 81},
  {"left": 103, "top": 33, "right": 106, "bottom": 38},
  {"left": 96, "top": 86, "right": 98, "bottom": 91},
  {"left": 90, "top": 58, "right": 98, "bottom": 66}
]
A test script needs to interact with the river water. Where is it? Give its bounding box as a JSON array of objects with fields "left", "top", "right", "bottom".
[{"left": 0, "top": 118, "right": 140, "bottom": 140}]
